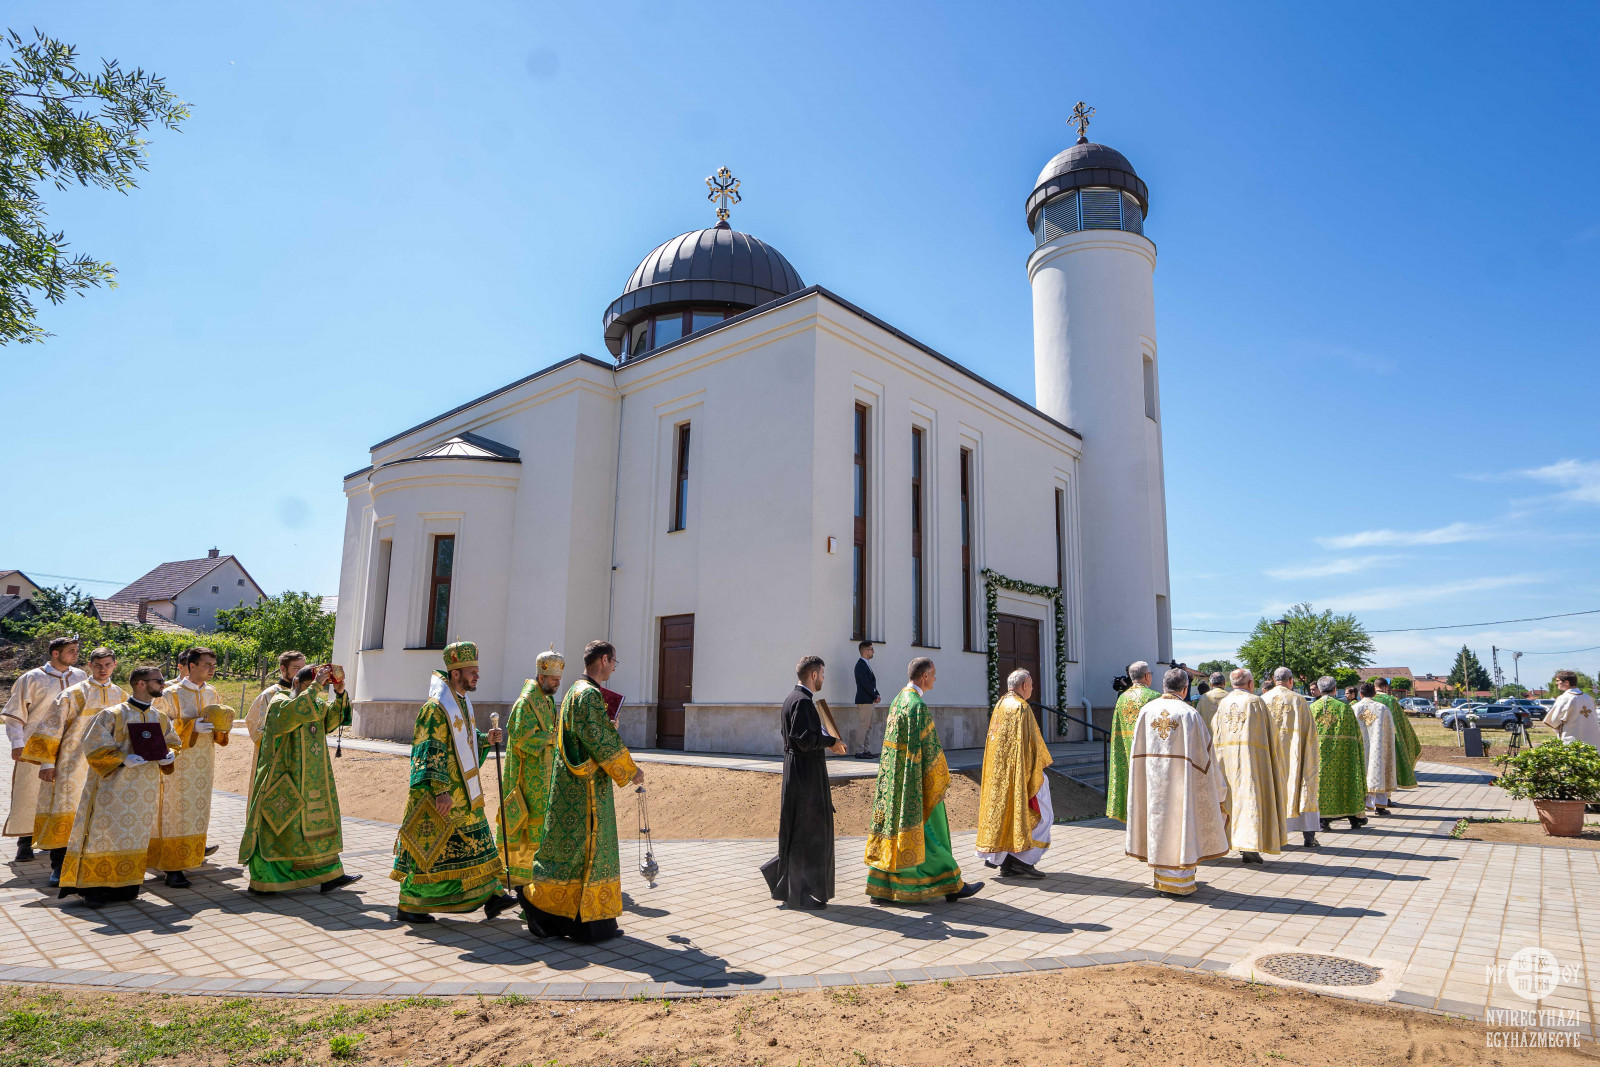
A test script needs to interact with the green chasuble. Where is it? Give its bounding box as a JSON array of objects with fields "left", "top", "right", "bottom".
[
  {"left": 1311, "top": 696, "right": 1366, "bottom": 819},
  {"left": 864, "top": 685, "right": 963, "bottom": 902},
  {"left": 497, "top": 680, "right": 559, "bottom": 887},
  {"left": 391, "top": 675, "right": 504, "bottom": 913},
  {"left": 239, "top": 687, "right": 351, "bottom": 891},
  {"left": 1106, "top": 684, "right": 1158, "bottom": 822},
  {"left": 1374, "top": 693, "right": 1420, "bottom": 789},
  {"left": 529, "top": 679, "right": 640, "bottom": 922}
]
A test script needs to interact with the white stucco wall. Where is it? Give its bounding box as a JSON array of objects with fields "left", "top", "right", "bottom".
[{"left": 171, "top": 558, "right": 262, "bottom": 632}]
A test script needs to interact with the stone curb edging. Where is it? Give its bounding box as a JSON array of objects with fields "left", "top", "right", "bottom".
[{"left": 0, "top": 953, "right": 1556, "bottom": 1035}]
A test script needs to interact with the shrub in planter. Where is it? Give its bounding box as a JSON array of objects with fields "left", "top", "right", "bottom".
[{"left": 1493, "top": 739, "right": 1600, "bottom": 836}]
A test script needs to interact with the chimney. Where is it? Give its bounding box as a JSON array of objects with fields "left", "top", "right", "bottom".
[
  {"left": 207, "top": 547, "right": 220, "bottom": 559},
  {"left": 137, "top": 598, "right": 148, "bottom": 623}
]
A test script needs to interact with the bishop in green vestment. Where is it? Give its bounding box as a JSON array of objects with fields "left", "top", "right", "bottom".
[
  {"left": 1373, "top": 682, "right": 1420, "bottom": 790},
  {"left": 1309, "top": 678, "right": 1368, "bottom": 828},
  {"left": 864, "top": 659, "right": 981, "bottom": 904},
  {"left": 391, "top": 642, "right": 516, "bottom": 923},
  {"left": 239, "top": 663, "right": 360, "bottom": 892},
  {"left": 527, "top": 640, "right": 641, "bottom": 942},
  {"left": 1106, "top": 663, "right": 1159, "bottom": 822},
  {"left": 497, "top": 649, "right": 564, "bottom": 888}
]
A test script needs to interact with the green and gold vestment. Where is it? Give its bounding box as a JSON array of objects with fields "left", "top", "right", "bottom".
[
  {"left": 497, "top": 679, "right": 558, "bottom": 886},
  {"left": 391, "top": 674, "right": 504, "bottom": 913},
  {"left": 1105, "top": 684, "right": 1158, "bottom": 822},
  {"left": 1311, "top": 696, "right": 1366, "bottom": 819},
  {"left": 1374, "top": 692, "right": 1420, "bottom": 789},
  {"left": 528, "top": 679, "right": 639, "bottom": 922},
  {"left": 864, "top": 685, "right": 962, "bottom": 902},
  {"left": 239, "top": 686, "right": 351, "bottom": 891}
]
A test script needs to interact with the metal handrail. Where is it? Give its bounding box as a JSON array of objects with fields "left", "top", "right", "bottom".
[{"left": 1033, "top": 701, "right": 1110, "bottom": 791}]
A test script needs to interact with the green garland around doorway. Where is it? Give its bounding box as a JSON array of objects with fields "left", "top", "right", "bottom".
[{"left": 981, "top": 567, "right": 1067, "bottom": 710}]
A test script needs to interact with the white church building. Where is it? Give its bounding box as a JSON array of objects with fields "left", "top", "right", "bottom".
[{"left": 331, "top": 123, "right": 1172, "bottom": 754}]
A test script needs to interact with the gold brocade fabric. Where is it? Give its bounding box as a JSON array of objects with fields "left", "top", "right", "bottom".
[
  {"left": 3, "top": 664, "right": 86, "bottom": 836},
  {"left": 149, "top": 681, "right": 222, "bottom": 871},
  {"left": 1263, "top": 686, "right": 1321, "bottom": 819},
  {"left": 974, "top": 694, "right": 1053, "bottom": 855},
  {"left": 1210, "top": 689, "right": 1287, "bottom": 855},
  {"left": 21, "top": 678, "right": 123, "bottom": 849},
  {"left": 60, "top": 704, "right": 180, "bottom": 889}
]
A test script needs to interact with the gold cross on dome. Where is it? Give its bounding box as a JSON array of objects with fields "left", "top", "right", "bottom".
[
  {"left": 706, "top": 166, "right": 741, "bottom": 222},
  {"left": 1068, "top": 100, "right": 1095, "bottom": 141}
]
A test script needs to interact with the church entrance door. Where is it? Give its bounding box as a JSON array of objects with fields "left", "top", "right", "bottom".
[
  {"left": 655, "top": 614, "right": 695, "bottom": 750},
  {"left": 994, "top": 613, "right": 1044, "bottom": 735}
]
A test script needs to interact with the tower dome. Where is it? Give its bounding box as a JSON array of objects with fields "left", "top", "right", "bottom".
[
  {"left": 1025, "top": 108, "right": 1149, "bottom": 245},
  {"left": 603, "top": 169, "right": 804, "bottom": 360}
]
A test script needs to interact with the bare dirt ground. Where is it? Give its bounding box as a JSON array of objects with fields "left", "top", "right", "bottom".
[
  {"left": 211, "top": 742, "right": 1106, "bottom": 838},
  {"left": 1420, "top": 744, "right": 1505, "bottom": 774},
  {"left": 1459, "top": 818, "right": 1600, "bottom": 851},
  {"left": 6, "top": 966, "right": 1583, "bottom": 1067}
]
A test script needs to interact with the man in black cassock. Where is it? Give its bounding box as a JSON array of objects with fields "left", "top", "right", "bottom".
[{"left": 761, "top": 655, "right": 845, "bottom": 909}]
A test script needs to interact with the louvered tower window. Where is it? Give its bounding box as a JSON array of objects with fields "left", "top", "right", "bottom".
[{"left": 1033, "top": 189, "right": 1145, "bottom": 246}]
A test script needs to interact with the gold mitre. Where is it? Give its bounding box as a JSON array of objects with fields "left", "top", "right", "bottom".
[
  {"left": 535, "top": 648, "right": 565, "bottom": 677},
  {"left": 443, "top": 641, "right": 479, "bottom": 671}
]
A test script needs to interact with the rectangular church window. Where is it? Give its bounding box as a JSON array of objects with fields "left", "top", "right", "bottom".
[
  {"left": 852, "top": 404, "right": 869, "bottom": 641},
  {"left": 1143, "top": 354, "right": 1157, "bottom": 421},
  {"left": 690, "top": 310, "right": 723, "bottom": 333},
  {"left": 653, "top": 313, "right": 683, "bottom": 347},
  {"left": 911, "top": 427, "right": 925, "bottom": 646},
  {"left": 425, "top": 534, "right": 455, "bottom": 649},
  {"left": 961, "top": 448, "right": 973, "bottom": 651},
  {"left": 671, "top": 423, "right": 691, "bottom": 532}
]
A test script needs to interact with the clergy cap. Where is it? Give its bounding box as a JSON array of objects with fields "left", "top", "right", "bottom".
[{"left": 443, "top": 641, "right": 479, "bottom": 671}]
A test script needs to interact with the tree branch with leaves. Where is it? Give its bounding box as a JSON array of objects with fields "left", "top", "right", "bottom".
[
  {"left": 0, "top": 28, "right": 188, "bottom": 344},
  {"left": 1235, "top": 603, "right": 1374, "bottom": 691}
]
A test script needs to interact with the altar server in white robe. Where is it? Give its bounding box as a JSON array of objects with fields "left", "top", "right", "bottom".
[
  {"left": 1196, "top": 672, "right": 1228, "bottom": 730},
  {"left": 1546, "top": 670, "right": 1600, "bottom": 749},
  {"left": 1211, "top": 668, "right": 1287, "bottom": 863},
  {"left": 1125, "top": 667, "right": 1230, "bottom": 896},
  {"left": 19, "top": 647, "right": 124, "bottom": 886},
  {"left": 3, "top": 636, "right": 86, "bottom": 861},
  {"left": 1263, "top": 667, "right": 1321, "bottom": 849},
  {"left": 150, "top": 646, "right": 228, "bottom": 886},
  {"left": 1352, "top": 682, "right": 1397, "bottom": 814}
]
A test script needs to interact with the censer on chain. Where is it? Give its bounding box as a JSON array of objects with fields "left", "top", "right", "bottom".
[{"left": 635, "top": 785, "right": 659, "bottom": 884}]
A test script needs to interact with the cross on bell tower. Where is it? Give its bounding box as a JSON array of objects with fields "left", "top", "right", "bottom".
[
  {"left": 706, "top": 166, "right": 741, "bottom": 223},
  {"left": 1068, "top": 101, "right": 1095, "bottom": 143}
]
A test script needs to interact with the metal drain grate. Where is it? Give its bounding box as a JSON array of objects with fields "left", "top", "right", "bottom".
[{"left": 1255, "top": 952, "right": 1383, "bottom": 987}]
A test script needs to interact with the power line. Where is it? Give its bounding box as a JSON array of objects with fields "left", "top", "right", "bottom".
[
  {"left": 17, "top": 571, "right": 131, "bottom": 586},
  {"left": 1174, "top": 606, "right": 1600, "bottom": 637},
  {"left": 1502, "top": 644, "right": 1600, "bottom": 657}
]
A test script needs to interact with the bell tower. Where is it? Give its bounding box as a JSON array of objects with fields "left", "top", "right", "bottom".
[{"left": 1027, "top": 103, "right": 1172, "bottom": 706}]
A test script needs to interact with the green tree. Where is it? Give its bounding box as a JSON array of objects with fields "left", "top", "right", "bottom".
[
  {"left": 0, "top": 29, "right": 188, "bottom": 344},
  {"left": 1333, "top": 666, "right": 1362, "bottom": 689},
  {"left": 1196, "top": 659, "right": 1237, "bottom": 676},
  {"left": 1448, "top": 646, "right": 1492, "bottom": 692},
  {"left": 1495, "top": 683, "right": 1528, "bottom": 699},
  {"left": 1389, "top": 677, "right": 1414, "bottom": 696},
  {"left": 1548, "top": 670, "right": 1596, "bottom": 696},
  {"left": 216, "top": 591, "right": 334, "bottom": 676},
  {"left": 1235, "top": 603, "right": 1374, "bottom": 690}
]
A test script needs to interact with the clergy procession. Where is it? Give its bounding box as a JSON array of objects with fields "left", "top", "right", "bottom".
[{"left": 5, "top": 625, "right": 1436, "bottom": 933}]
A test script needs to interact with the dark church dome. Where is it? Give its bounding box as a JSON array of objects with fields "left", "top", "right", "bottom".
[
  {"left": 603, "top": 222, "right": 805, "bottom": 360},
  {"left": 1026, "top": 140, "right": 1149, "bottom": 234}
]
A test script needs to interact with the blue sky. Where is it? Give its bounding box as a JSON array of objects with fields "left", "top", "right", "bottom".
[{"left": 5, "top": 2, "right": 1597, "bottom": 682}]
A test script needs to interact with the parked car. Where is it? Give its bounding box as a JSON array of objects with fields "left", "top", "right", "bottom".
[
  {"left": 1442, "top": 703, "right": 1526, "bottom": 730},
  {"left": 1506, "top": 697, "right": 1546, "bottom": 720},
  {"left": 1440, "top": 700, "right": 1485, "bottom": 719},
  {"left": 1400, "top": 697, "right": 1434, "bottom": 714}
]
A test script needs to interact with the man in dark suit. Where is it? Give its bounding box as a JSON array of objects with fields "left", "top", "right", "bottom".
[
  {"left": 854, "top": 641, "right": 880, "bottom": 759},
  {"left": 761, "top": 656, "right": 845, "bottom": 909}
]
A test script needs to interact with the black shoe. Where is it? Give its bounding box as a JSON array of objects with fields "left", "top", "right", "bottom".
[
  {"left": 854, "top": 752, "right": 874, "bottom": 760},
  {"left": 164, "top": 871, "right": 192, "bottom": 889},
  {"left": 203, "top": 844, "right": 219, "bottom": 857},
  {"left": 15, "top": 837, "right": 34, "bottom": 863},
  {"left": 524, "top": 912, "right": 548, "bottom": 938},
  {"left": 945, "top": 881, "right": 983, "bottom": 902},
  {"left": 983, "top": 859, "right": 999, "bottom": 869},
  {"left": 47, "top": 869, "right": 61, "bottom": 888},
  {"left": 1350, "top": 816, "right": 1368, "bottom": 828},
  {"left": 1375, "top": 807, "right": 1390, "bottom": 816},
  {"left": 1301, "top": 832, "right": 1320, "bottom": 849},
  {"left": 396, "top": 909, "right": 436, "bottom": 924},
  {"left": 1319, "top": 819, "right": 1333, "bottom": 831},
  {"left": 871, "top": 896, "right": 894, "bottom": 906},
  {"left": 319, "top": 873, "right": 362, "bottom": 893},
  {"left": 1240, "top": 852, "right": 1263, "bottom": 864},
  {"left": 483, "top": 893, "right": 518, "bottom": 920},
  {"left": 247, "top": 886, "right": 271, "bottom": 896},
  {"left": 787, "top": 897, "right": 827, "bottom": 911},
  {"left": 1000, "top": 858, "right": 1046, "bottom": 879}
]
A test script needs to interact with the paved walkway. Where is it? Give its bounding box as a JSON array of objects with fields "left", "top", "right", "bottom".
[{"left": 0, "top": 762, "right": 1592, "bottom": 1035}]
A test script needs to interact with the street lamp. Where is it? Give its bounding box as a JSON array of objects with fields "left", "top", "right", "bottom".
[{"left": 1273, "top": 617, "right": 1290, "bottom": 678}]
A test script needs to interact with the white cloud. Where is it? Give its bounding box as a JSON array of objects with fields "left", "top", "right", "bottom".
[
  {"left": 1277, "top": 574, "right": 1539, "bottom": 615},
  {"left": 1265, "top": 555, "right": 1394, "bottom": 580},
  {"left": 1520, "top": 459, "right": 1600, "bottom": 505},
  {"left": 1315, "top": 522, "right": 1493, "bottom": 550}
]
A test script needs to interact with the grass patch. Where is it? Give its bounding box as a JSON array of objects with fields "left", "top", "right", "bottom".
[{"left": 0, "top": 988, "right": 437, "bottom": 1066}]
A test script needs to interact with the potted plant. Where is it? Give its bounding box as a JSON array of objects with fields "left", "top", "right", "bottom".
[{"left": 1493, "top": 739, "right": 1600, "bottom": 837}]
